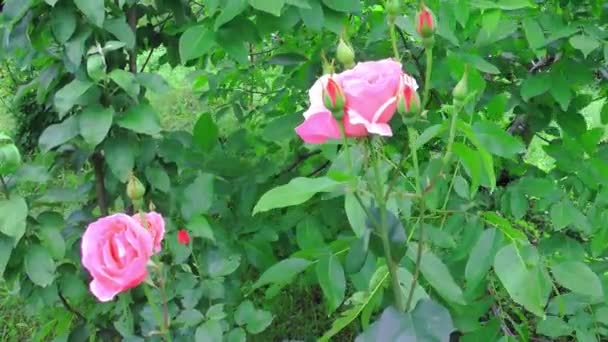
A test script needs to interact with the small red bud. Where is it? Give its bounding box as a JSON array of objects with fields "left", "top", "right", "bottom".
[
  {"left": 416, "top": 4, "right": 435, "bottom": 39},
  {"left": 323, "top": 77, "right": 346, "bottom": 118},
  {"left": 177, "top": 229, "right": 190, "bottom": 245},
  {"left": 398, "top": 84, "right": 421, "bottom": 117}
]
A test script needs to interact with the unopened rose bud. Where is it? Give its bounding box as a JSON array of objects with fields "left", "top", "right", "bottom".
[
  {"left": 398, "top": 84, "right": 421, "bottom": 118},
  {"left": 323, "top": 77, "right": 346, "bottom": 118},
  {"left": 453, "top": 66, "right": 469, "bottom": 103},
  {"left": 127, "top": 172, "right": 145, "bottom": 201},
  {"left": 336, "top": 37, "right": 355, "bottom": 69},
  {"left": 386, "top": 0, "right": 401, "bottom": 17},
  {"left": 416, "top": 4, "right": 435, "bottom": 39}
]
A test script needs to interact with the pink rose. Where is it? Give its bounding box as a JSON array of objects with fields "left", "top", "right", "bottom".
[
  {"left": 132, "top": 212, "right": 165, "bottom": 254},
  {"left": 81, "top": 214, "right": 154, "bottom": 302},
  {"left": 295, "top": 59, "right": 418, "bottom": 144}
]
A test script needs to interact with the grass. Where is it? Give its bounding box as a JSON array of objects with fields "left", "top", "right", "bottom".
[{"left": 0, "top": 284, "right": 37, "bottom": 341}]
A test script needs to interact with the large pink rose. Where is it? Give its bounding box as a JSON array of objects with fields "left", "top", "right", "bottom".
[
  {"left": 295, "top": 59, "right": 418, "bottom": 144},
  {"left": 132, "top": 212, "right": 165, "bottom": 254},
  {"left": 81, "top": 214, "right": 154, "bottom": 302}
]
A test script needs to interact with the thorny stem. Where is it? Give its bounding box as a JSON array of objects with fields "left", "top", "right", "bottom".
[
  {"left": 404, "top": 44, "right": 434, "bottom": 312},
  {"left": 372, "top": 143, "right": 405, "bottom": 312}
]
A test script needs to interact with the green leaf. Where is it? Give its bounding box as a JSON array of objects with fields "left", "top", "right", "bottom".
[
  {"left": 193, "top": 113, "right": 219, "bottom": 151},
  {"left": 453, "top": 142, "right": 482, "bottom": 192},
  {"left": 510, "top": 187, "right": 528, "bottom": 219},
  {"left": 39, "top": 116, "right": 79, "bottom": 152},
  {"left": 397, "top": 267, "right": 429, "bottom": 309},
  {"left": 550, "top": 200, "right": 580, "bottom": 231},
  {"left": 521, "top": 73, "right": 550, "bottom": 101},
  {"left": 319, "top": 267, "right": 388, "bottom": 341},
  {"left": 136, "top": 73, "right": 171, "bottom": 93},
  {"left": 407, "top": 243, "right": 466, "bottom": 305},
  {"left": 345, "top": 193, "right": 367, "bottom": 237},
  {"left": 78, "top": 105, "right": 113, "bottom": 146},
  {"left": 472, "top": 121, "right": 525, "bottom": 158},
  {"left": 110, "top": 69, "right": 140, "bottom": 99},
  {"left": 253, "top": 177, "right": 342, "bottom": 214},
  {"left": 227, "top": 328, "right": 246, "bottom": 342},
  {"left": 51, "top": 5, "right": 77, "bottom": 43},
  {"left": 465, "top": 228, "right": 504, "bottom": 287},
  {"left": 470, "top": 0, "right": 534, "bottom": 10},
  {"left": 0, "top": 196, "right": 27, "bottom": 244},
  {"left": 234, "top": 300, "right": 273, "bottom": 334},
  {"left": 214, "top": 0, "right": 248, "bottom": 30},
  {"left": 25, "top": 245, "right": 56, "bottom": 287},
  {"left": 0, "top": 235, "right": 13, "bottom": 277},
  {"left": 181, "top": 173, "right": 214, "bottom": 220},
  {"left": 494, "top": 243, "right": 551, "bottom": 317},
  {"left": 180, "top": 25, "right": 216, "bottom": 64},
  {"left": 345, "top": 235, "right": 369, "bottom": 274},
  {"left": 269, "top": 52, "right": 308, "bottom": 65},
  {"left": 296, "top": 217, "right": 325, "bottom": 250},
  {"left": 569, "top": 34, "right": 599, "bottom": 58},
  {"left": 54, "top": 79, "right": 93, "bottom": 116},
  {"left": 104, "top": 17, "right": 135, "bottom": 49},
  {"left": 145, "top": 166, "right": 170, "bottom": 193},
  {"left": 356, "top": 300, "right": 455, "bottom": 342},
  {"left": 415, "top": 124, "right": 446, "bottom": 149},
  {"left": 195, "top": 320, "right": 223, "bottom": 342},
  {"left": 86, "top": 54, "right": 106, "bottom": 82},
  {"left": 104, "top": 136, "right": 136, "bottom": 182},
  {"left": 176, "top": 309, "right": 204, "bottom": 327},
  {"left": 187, "top": 215, "right": 215, "bottom": 243},
  {"left": 322, "top": 0, "right": 361, "bottom": 13},
  {"left": 252, "top": 258, "right": 312, "bottom": 290},
  {"left": 551, "top": 261, "right": 603, "bottom": 298},
  {"left": 550, "top": 77, "right": 572, "bottom": 111},
  {"left": 537, "top": 316, "right": 573, "bottom": 338},
  {"left": 74, "top": 0, "right": 105, "bottom": 27},
  {"left": 298, "top": 0, "right": 324, "bottom": 31},
  {"left": 249, "top": 0, "right": 284, "bottom": 16},
  {"left": 116, "top": 103, "right": 162, "bottom": 135},
  {"left": 316, "top": 253, "right": 346, "bottom": 314},
  {"left": 40, "top": 227, "right": 65, "bottom": 260},
  {"left": 522, "top": 18, "right": 545, "bottom": 50},
  {"left": 458, "top": 53, "right": 500, "bottom": 74}
]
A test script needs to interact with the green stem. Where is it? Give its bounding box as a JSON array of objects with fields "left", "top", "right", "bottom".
[
  {"left": 389, "top": 20, "right": 401, "bottom": 61},
  {"left": 371, "top": 145, "right": 405, "bottom": 312},
  {"left": 143, "top": 284, "right": 164, "bottom": 335},
  {"left": 0, "top": 175, "right": 10, "bottom": 199},
  {"left": 338, "top": 122, "right": 353, "bottom": 171},
  {"left": 442, "top": 105, "right": 460, "bottom": 166},
  {"left": 404, "top": 127, "right": 426, "bottom": 312},
  {"left": 422, "top": 48, "right": 433, "bottom": 108}
]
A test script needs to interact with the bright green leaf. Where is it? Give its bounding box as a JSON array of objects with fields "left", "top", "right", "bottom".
[
  {"left": 180, "top": 25, "right": 216, "bottom": 64},
  {"left": 74, "top": 0, "right": 105, "bottom": 27},
  {"left": 193, "top": 113, "right": 219, "bottom": 151},
  {"left": 522, "top": 18, "right": 545, "bottom": 50},
  {"left": 54, "top": 79, "right": 93, "bottom": 116},
  {"left": 104, "top": 17, "right": 135, "bottom": 49},
  {"left": 316, "top": 253, "right": 346, "bottom": 314},
  {"left": 0, "top": 235, "right": 13, "bottom": 277},
  {"left": 407, "top": 243, "right": 466, "bottom": 305},
  {"left": 51, "top": 5, "right": 77, "bottom": 43},
  {"left": 0, "top": 196, "right": 27, "bottom": 244},
  {"left": 494, "top": 243, "right": 551, "bottom": 317},
  {"left": 569, "top": 34, "right": 599, "bottom": 58},
  {"left": 39, "top": 116, "right": 79, "bottom": 152},
  {"left": 104, "top": 136, "right": 136, "bottom": 182},
  {"left": 521, "top": 74, "right": 550, "bottom": 101},
  {"left": 116, "top": 103, "right": 162, "bottom": 135},
  {"left": 252, "top": 258, "right": 312, "bottom": 290},
  {"left": 465, "top": 228, "right": 504, "bottom": 287},
  {"left": 322, "top": 0, "right": 361, "bottom": 13},
  {"left": 551, "top": 261, "right": 603, "bottom": 298},
  {"left": 345, "top": 193, "right": 367, "bottom": 237},
  {"left": 110, "top": 69, "right": 140, "bottom": 99},
  {"left": 253, "top": 177, "right": 342, "bottom": 214},
  {"left": 187, "top": 215, "right": 215, "bottom": 242},
  {"left": 195, "top": 320, "right": 223, "bottom": 342},
  {"left": 78, "top": 105, "right": 113, "bottom": 146},
  {"left": 472, "top": 121, "right": 525, "bottom": 158},
  {"left": 249, "top": 0, "right": 284, "bottom": 16},
  {"left": 25, "top": 245, "right": 56, "bottom": 287}
]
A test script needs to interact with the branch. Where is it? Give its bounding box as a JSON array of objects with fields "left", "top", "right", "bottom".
[
  {"left": 127, "top": 5, "right": 138, "bottom": 73},
  {"left": 273, "top": 150, "right": 322, "bottom": 179},
  {"left": 58, "top": 290, "right": 87, "bottom": 322},
  {"left": 91, "top": 152, "right": 109, "bottom": 216},
  {"left": 0, "top": 175, "right": 10, "bottom": 199}
]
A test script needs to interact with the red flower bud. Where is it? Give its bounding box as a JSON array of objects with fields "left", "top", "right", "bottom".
[
  {"left": 416, "top": 4, "right": 435, "bottom": 38},
  {"left": 323, "top": 77, "right": 346, "bottom": 117},
  {"left": 398, "top": 84, "right": 421, "bottom": 117},
  {"left": 177, "top": 229, "right": 190, "bottom": 245}
]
